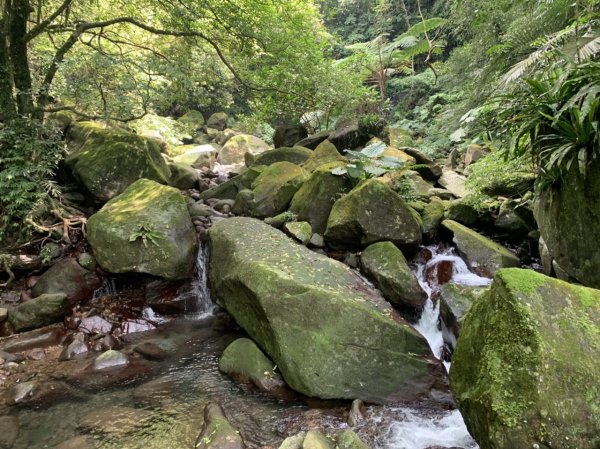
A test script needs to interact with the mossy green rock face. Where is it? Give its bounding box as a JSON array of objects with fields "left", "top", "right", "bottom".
[
  {"left": 325, "top": 179, "right": 422, "bottom": 251},
  {"left": 445, "top": 200, "right": 479, "bottom": 226},
  {"left": 219, "top": 338, "right": 289, "bottom": 397},
  {"left": 8, "top": 293, "right": 70, "bottom": 332},
  {"left": 535, "top": 160, "right": 600, "bottom": 288},
  {"left": 302, "top": 140, "right": 345, "bottom": 172},
  {"left": 360, "top": 242, "right": 426, "bottom": 315},
  {"left": 250, "top": 146, "right": 312, "bottom": 167},
  {"left": 66, "top": 127, "right": 171, "bottom": 203},
  {"left": 168, "top": 162, "right": 199, "bottom": 190},
  {"left": 442, "top": 220, "right": 520, "bottom": 276},
  {"left": 172, "top": 145, "right": 217, "bottom": 169},
  {"left": 219, "top": 134, "right": 270, "bottom": 165},
  {"left": 244, "top": 162, "right": 308, "bottom": 218},
  {"left": 209, "top": 218, "right": 444, "bottom": 402},
  {"left": 450, "top": 268, "right": 600, "bottom": 449},
  {"left": 177, "top": 110, "right": 205, "bottom": 131},
  {"left": 284, "top": 221, "right": 313, "bottom": 245},
  {"left": 206, "top": 112, "right": 228, "bottom": 131},
  {"left": 438, "top": 282, "right": 488, "bottom": 336},
  {"left": 421, "top": 198, "right": 445, "bottom": 239},
  {"left": 87, "top": 179, "right": 197, "bottom": 280},
  {"left": 289, "top": 163, "right": 353, "bottom": 234}
]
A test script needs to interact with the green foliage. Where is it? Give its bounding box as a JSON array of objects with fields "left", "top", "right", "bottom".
[
  {"left": 232, "top": 115, "right": 275, "bottom": 144},
  {"left": 130, "top": 113, "right": 191, "bottom": 145},
  {"left": 488, "top": 61, "right": 600, "bottom": 187},
  {"left": 0, "top": 119, "right": 63, "bottom": 242},
  {"left": 331, "top": 141, "right": 406, "bottom": 181},
  {"left": 129, "top": 224, "right": 162, "bottom": 247}
]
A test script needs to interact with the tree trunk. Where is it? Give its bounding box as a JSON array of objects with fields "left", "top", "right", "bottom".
[
  {"left": 397, "top": 0, "right": 410, "bottom": 30},
  {"left": 8, "top": 0, "right": 34, "bottom": 115},
  {"left": 0, "top": 2, "right": 18, "bottom": 121}
]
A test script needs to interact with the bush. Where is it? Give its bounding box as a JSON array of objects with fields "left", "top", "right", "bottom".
[{"left": 0, "top": 119, "right": 63, "bottom": 242}]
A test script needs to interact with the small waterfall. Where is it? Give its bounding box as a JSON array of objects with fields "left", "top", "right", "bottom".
[
  {"left": 184, "top": 242, "right": 215, "bottom": 318},
  {"left": 92, "top": 278, "right": 118, "bottom": 298},
  {"left": 413, "top": 245, "right": 491, "bottom": 367}
]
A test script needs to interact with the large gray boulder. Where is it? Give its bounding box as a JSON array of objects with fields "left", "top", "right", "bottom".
[
  {"left": 8, "top": 293, "right": 70, "bottom": 332},
  {"left": 451, "top": 268, "right": 600, "bottom": 449},
  {"left": 87, "top": 179, "right": 197, "bottom": 280},
  {"left": 209, "top": 218, "right": 445, "bottom": 402}
]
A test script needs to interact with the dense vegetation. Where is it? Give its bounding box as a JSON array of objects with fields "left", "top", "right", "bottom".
[{"left": 0, "top": 0, "right": 599, "bottom": 242}]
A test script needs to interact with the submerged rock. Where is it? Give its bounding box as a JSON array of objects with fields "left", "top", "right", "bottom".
[
  {"left": 92, "top": 350, "right": 129, "bottom": 370},
  {"left": 209, "top": 217, "right": 444, "bottom": 402},
  {"left": 196, "top": 403, "right": 244, "bottom": 449},
  {"left": 87, "top": 179, "right": 197, "bottom": 280},
  {"left": 442, "top": 220, "right": 520, "bottom": 276},
  {"left": 5, "top": 381, "right": 76, "bottom": 407},
  {"left": 78, "top": 406, "right": 153, "bottom": 436},
  {"left": 0, "top": 416, "right": 20, "bottom": 449},
  {"left": 325, "top": 179, "right": 422, "bottom": 252},
  {"left": 451, "top": 268, "right": 600, "bottom": 449},
  {"left": 360, "top": 242, "right": 426, "bottom": 316},
  {"left": 219, "top": 338, "right": 292, "bottom": 399}
]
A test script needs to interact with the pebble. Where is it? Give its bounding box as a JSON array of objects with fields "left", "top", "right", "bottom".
[{"left": 92, "top": 350, "right": 129, "bottom": 371}]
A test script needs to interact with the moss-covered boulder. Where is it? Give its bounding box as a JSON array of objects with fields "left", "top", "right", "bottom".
[
  {"left": 219, "top": 338, "right": 291, "bottom": 398},
  {"left": 65, "top": 127, "right": 171, "bottom": 203},
  {"left": 206, "top": 112, "right": 228, "bottom": 131},
  {"left": 360, "top": 242, "right": 426, "bottom": 316},
  {"left": 218, "top": 134, "right": 269, "bottom": 165},
  {"left": 289, "top": 163, "right": 353, "bottom": 234},
  {"left": 295, "top": 131, "right": 330, "bottom": 150},
  {"left": 240, "top": 162, "right": 308, "bottom": 218},
  {"left": 168, "top": 162, "right": 199, "bottom": 190},
  {"left": 302, "top": 140, "right": 345, "bottom": 173},
  {"left": 535, "top": 160, "right": 600, "bottom": 288},
  {"left": 442, "top": 220, "right": 520, "bottom": 276},
  {"left": 273, "top": 125, "right": 308, "bottom": 148},
  {"left": 209, "top": 218, "right": 444, "bottom": 402},
  {"left": 438, "top": 283, "right": 488, "bottom": 336},
  {"left": 177, "top": 110, "right": 205, "bottom": 131},
  {"left": 8, "top": 293, "right": 70, "bottom": 332},
  {"left": 195, "top": 403, "right": 244, "bottom": 449},
  {"left": 421, "top": 198, "right": 445, "bottom": 239},
  {"left": 325, "top": 179, "right": 422, "bottom": 251},
  {"left": 450, "top": 268, "right": 600, "bottom": 449},
  {"left": 199, "top": 166, "right": 265, "bottom": 201},
  {"left": 31, "top": 258, "right": 101, "bottom": 304},
  {"left": 65, "top": 121, "right": 108, "bottom": 153},
  {"left": 87, "top": 179, "right": 197, "bottom": 280},
  {"left": 249, "top": 146, "right": 312, "bottom": 167},
  {"left": 445, "top": 200, "right": 480, "bottom": 226},
  {"left": 283, "top": 221, "right": 313, "bottom": 245}
]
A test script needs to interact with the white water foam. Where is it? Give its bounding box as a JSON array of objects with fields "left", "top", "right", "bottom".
[
  {"left": 382, "top": 409, "right": 479, "bottom": 449},
  {"left": 187, "top": 242, "right": 215, "bottom": 318}
]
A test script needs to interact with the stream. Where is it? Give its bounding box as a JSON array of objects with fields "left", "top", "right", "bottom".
[{"left": 11, "top": 244, "right": 486, "bottom": 449}]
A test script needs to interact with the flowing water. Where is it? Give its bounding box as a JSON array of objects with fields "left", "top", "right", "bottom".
[{"left": 10, "top": 244, "right": 489, "bottom": 449}]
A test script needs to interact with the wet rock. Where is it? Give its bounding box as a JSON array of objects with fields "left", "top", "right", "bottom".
[
  {"left": 134, "top": 342, "right": 168, "bottom": 361},
  {"left": 78, "top": 406, "right": 153, "bottom": 436},
  {"left": 0, "top": 325, "right": 64, "bottom": 353},
  {"left": 132, "top": 376, "right": 177, "bottom": 408},
  {"left": 8, "top": 293, "right": 70, "bottom": 332},
  {"left": 347, "top": 399, "right": 366, "bottom": 426},
  {"left": 66, "top": 358, "right": 155, "bottom": 391},
  {"left": 303, "top": 430, "right": 333, "bottom": 449},
  {"left": 425, "top": 260, "right": 454, "bottom": 287},
  {"left": 59, "top": 332, "right": 89, "bottom": 361},
  {"left": 117, "top": 319, "right": 155, "bottom": 335},
  {"left": 219, "top": 338, "right": 293, "bottom": 399},
  {"left": 360, "top": 242, "right": 427, "bottom": 315},
  {"left": 79, "top": 316, "right": 113, "bottom": 335},
  {"left": 144, "top": 279, "right": 189, "bottom": 315},
  {"left": 54, "top": 435, "right": 96, "bottom": 449},
  {"left": 0, "top": 415, "right": 19, "bottom": 449},
  {"left": 451, "top": 269, "right": 600, "bottom": 449},
  {"left": 273, "top": 125, "right": 308, "bottom": 148},
  {"left": 196, "top": 403, "right": 244, "bottom": 449},
  {"left": 284, "top": 222, "right": 313, "bottom": 245},
  {"left": 5, "top": 381, "right": 76, "bottom": 407},
  {"left": 438, "top": 283, "right": 488, "bottom": 336},
  {"left": 87, "top": 179, "right": 197, "bottom": 280},
  {"left": 209, "top": 218, "right": 444, "bottom": 402},
  {"left": 92, "top": 350, "right": 129, "bottom": 371},
  {"left": 442, "top": 220, "right": 520, "bottom": 276},
  {"left": 77, "top": 253, "right": 97, "bottom": 271},
  {"left": 325, "top": 179, "right": 422, "bottom": 252}
]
